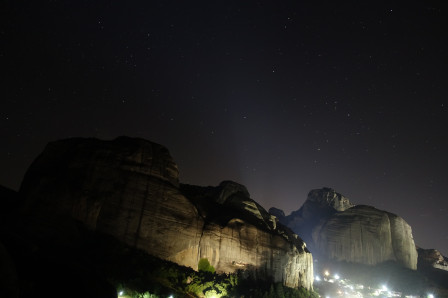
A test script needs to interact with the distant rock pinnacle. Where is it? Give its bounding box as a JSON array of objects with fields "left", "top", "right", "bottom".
[{"left": 271, "top": 187, "right": 418, "bottom": 270}]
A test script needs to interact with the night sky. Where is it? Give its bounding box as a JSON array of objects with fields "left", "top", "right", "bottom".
[{"left": 1, "top": 1, "right": 447, "bottom": 255}]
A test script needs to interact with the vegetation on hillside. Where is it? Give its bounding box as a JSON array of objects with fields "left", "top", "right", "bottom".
[{"left": 83, "top": 230, "right": 318, "bottom": 297}]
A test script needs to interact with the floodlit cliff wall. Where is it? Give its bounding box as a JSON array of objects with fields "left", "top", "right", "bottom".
[
  {"left": 19, "top": 137, "right": 313, "bottom": 289},
  {"left": 271, "top": 188, "right": 418, "bottom": 270},
  {"left": 313, "top": 205, "right": 417, "bottom": 269}
]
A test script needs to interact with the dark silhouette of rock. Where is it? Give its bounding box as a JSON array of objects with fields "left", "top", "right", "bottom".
[
  {"left": 18, "top": 137, "right": 314, "bottom": 289},
  {"left": 0, "top": 186, "right": 21, "bottom": 297},
  {"left": 418, "top": 248, "right": 448, "bottom": 271},
  {"left": 269, "top": 188, "right": 353, "bottom": 252},
  {"left": 0, "top": 185, "right": 20, "bottom": 218},
  {"left": 271, "top": 187, "right": 418, "bottom": 270},
  {"left": 268, "top": 207, "right": 286, "bottom": 223},
  {"left": 0, "top": 241, "right": 19, "bottom": 298},
  {"left": 416, "top": 247, "right": 448, "bottom": 292}
]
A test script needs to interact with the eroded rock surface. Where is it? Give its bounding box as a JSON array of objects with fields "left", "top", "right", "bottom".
[
  {"left": 181, "top": 181, "right": 313, "bottom": 288},
  {"left": 418, "top": 248, "right": 448, "bottom": 271},
  {"left": 313, "top": 205, "right": 417, "bottom": 269},
  {"left": 19, "top": 137, "right": 313, "bottom": 289},
  {"left": 271, "top": 187, "right": 418, "bottom": 270}
]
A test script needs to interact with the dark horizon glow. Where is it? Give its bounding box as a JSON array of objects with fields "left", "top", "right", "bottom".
[{"left": 1, "top": 1, "right": 447, "bottom": 255}]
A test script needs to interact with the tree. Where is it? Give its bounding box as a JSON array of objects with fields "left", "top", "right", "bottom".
[
  {"left": 275, "top": 282, "right": 284, "bottom": 297},
  {"left": 198, "top": 258, "right": 215, "bottom": 274}
]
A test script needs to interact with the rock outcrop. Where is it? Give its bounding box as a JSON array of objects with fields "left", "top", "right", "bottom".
[
  {"left": 180, "top": 181, "right": 313, "bottom": 288},
  {"left": 418, "top": 248, "right": 448, "bottom": 271},
  {"left": 270, "top": 187, "right": 418, "bottom": 270},
  {"left": 19, "top": 137, "right": 313, "bottom": 289},
  {"left": 279, "top": 188, "right": 353, "bottom": 247}
]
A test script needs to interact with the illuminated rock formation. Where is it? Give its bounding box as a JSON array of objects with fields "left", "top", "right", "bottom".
[
  {"left": 180, "top": 181, "right": 313, "bottom": 289},
  {"left": 313, "top": 205, "right": 417, "bottom": 269},
  {"left": 19, "top": 137, "right": 313, "bottom": 289},
  {"left": 271, "top": 188, "right": 418, "bottom": 270}
]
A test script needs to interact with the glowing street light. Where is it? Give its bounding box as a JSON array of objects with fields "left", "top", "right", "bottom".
[
  {"left": 315, "top": 275, "right": 321, "bottom": 281},
  {"left": 428, "top": 294, "right": 434, "bottom": 298},
  {"left": 324, "top": 270, "right": 330, "bottom": 276},
  {"left": 334, "top": 274, "right": 340, "bottom": 280}
]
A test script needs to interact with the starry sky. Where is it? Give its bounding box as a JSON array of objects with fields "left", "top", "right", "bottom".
[{"left": 1, "top": 1, "right": 447, "bottom": 255}]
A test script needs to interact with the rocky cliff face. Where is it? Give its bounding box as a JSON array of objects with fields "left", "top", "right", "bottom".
[
  {"left": 313, "top": 205, "right": 417, "bottom": 269},
  {"left": 418, "top": 248, "right": 448, "bottom": 271},
  {"left": 270, "top": 187, "right": 418, "bottom": 270},
  {"left": 180, "top": 181, "right": 313, "bottom": 288},
  {"left": 19, "top": 137, "right": 313, "bottom": 289}
]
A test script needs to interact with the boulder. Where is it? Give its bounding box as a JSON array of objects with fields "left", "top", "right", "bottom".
[
  {"left": 0, "top": 185, "right": 20, "bottom": 220},
  {"left": 19, "top": 137, "right": 313, "bottom": 289}
]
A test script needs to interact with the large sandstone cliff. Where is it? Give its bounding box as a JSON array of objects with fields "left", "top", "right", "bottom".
[
  {"left": 270, "top": 187, "right": 418, "bottom": 270},
  {"left": 19, "top": 137, "right": 313, "bottom": 289},
  {"left": 180, "top": 181, "right": 313, "bottom": 288}
]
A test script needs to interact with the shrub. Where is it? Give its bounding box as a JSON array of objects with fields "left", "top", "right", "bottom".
[{"left": 198, "top": 258, "right": 216, "bottom": 274}]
